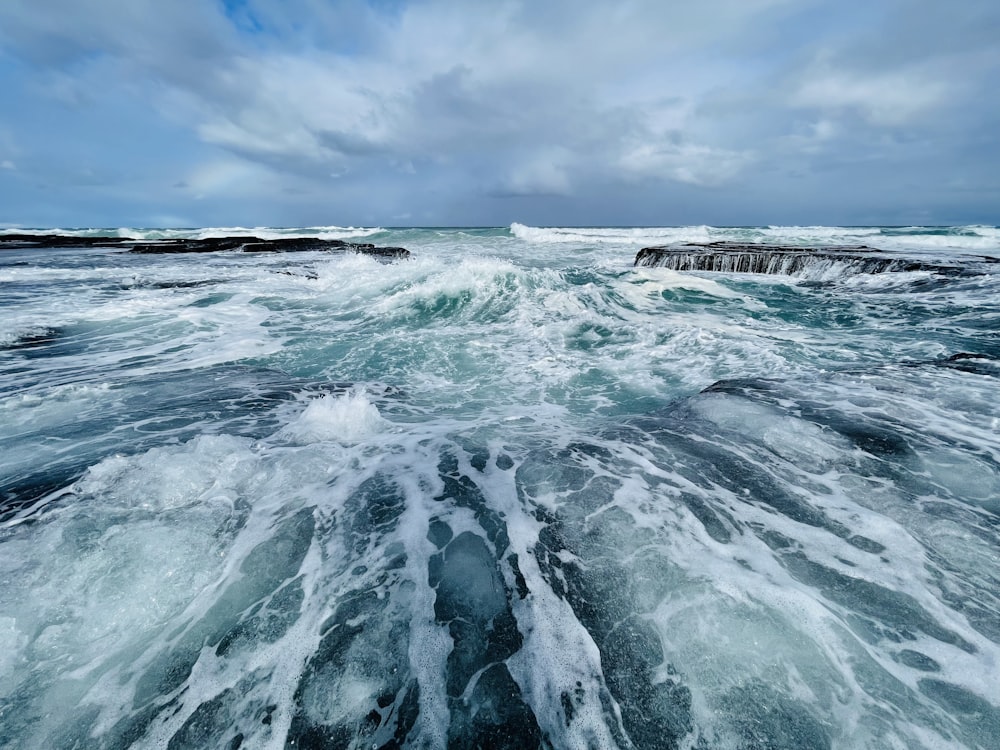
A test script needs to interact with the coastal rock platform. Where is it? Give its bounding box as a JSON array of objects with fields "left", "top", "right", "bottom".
[
  {"left": 0, "top": 234, "right": 410, "bottom": 259},
  {"left": 633, "top": 242, "right": 974, "bottom": 276}
]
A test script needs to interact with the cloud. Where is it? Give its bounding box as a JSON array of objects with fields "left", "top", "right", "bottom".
[
  {"left": 0, "top": 0, "right": 235, "bottom": 74},
  {"left": 496, "top": 148, "right": 573, "bottom": 196},
  {"left": 0, "top": 0, "right": 997, "bottom": 225},
  {"left": 619, "top": 141, "right": 754, "bottom": 187},
  {"left": 167, "top": 2, "right": 792, "bottom": 197},
  {"left": 181, "top": 158, "right": 279, "bottom": 199},
  {"left": 791, "top": 61, "right": 951, "bottom": 127}
]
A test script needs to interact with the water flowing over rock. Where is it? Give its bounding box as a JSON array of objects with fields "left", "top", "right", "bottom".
[
  {"left": 0, "top": 233, "right": 410, "bottom": 259},
  {"left": 633, "top": 242, "right": 972, "bottom": 276}
]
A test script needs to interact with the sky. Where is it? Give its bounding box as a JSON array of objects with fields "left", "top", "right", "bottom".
[{"left": 0, "top": 0, "right": 997, "bottom": 228}]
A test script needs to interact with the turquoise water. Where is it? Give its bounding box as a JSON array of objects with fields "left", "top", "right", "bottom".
[{"left": 1, "top": 225, "right": 999, "bottom": 749}]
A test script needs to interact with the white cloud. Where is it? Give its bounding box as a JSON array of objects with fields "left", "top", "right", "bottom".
[
  {"left": 0, "top": 0, "right": 998, "bottom": 224},
  {"left": 792, "top": 64, "right": 950, "bottom": 126},
  {"left": 619, "top": 140, "right": 754, "bottom": 187},
  {"left": 0, "top": 3, "right": 816, "bottom": 176},
  {"left": 0, "top": 0, "right": 794, "bottom": 181},
  {"left": 192, "top": 52, "right": 404, "bottom": 165},
  {"left": 1, "top": 160, "right": 15, "bottom": 170}
]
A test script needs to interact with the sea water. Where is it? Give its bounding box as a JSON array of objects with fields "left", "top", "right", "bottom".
[{"left": 1, "top": 225, "right": 999, "bottom": 749}]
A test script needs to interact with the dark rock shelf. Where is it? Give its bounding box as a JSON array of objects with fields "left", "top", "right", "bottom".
[
  {"left": 633, "top": 242, "right": 971, "bottom": 276},
  {"left": 0, "top": 234, "right": 410, "bottom": 260}
]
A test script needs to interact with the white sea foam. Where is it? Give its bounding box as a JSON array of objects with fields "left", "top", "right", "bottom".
[
  {"left": 0, "top": 436, "right": 256, "bottom": 680},
  {"left": 367, "top": 255, "right": 523, "bottom": 319},
  {"left": 190, "top": 225, "right": 384, "bottom": 241},
  {"left": 0, "top": 227, "right": 103, "bottom": 236},
  {"left": 0, "top": 382, "right": 110, "bottom": 430},
  {"left": 0, "top": 323, "right": 52, "bottom": 349},
  {"left": 76, "top": 434, "right": 258, "bottom": 512},
  {"left": 309, "top": 251, "right": 405, "bottom": 296},
  {"left": 620, "top": 267, "right": 744, "bottom": 305},
  {"left": 279, "top": 391, "right": 388, "bottom": 445},
  {"left": 510, "top": 222, "right": 714, "bottom": 245},
  {"left": 763, "top": 225, "right": 883, "bottom": 240},
  {"left": 0, "top": 225, "right": 384, "bottom": 241},
  {"left": 507, "top": 222, "right": 1000, "bottom": 259},
  {"left": 3, "top": 226, "right": 1000, "bottom": 749},
  {"left": 876, "top": 232, "right": 1000, "bottom": 255}
]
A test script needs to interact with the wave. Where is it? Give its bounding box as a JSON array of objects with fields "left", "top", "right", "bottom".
[
  {"left": 0, "top": 226, "right": 386, "bottom": 241},
  {"left": 510, "top": 223, "right": 1000, "bottom": 257},
  {"left": 509, "top": 223, "right": 715, "bottom": 245},
  {"left": 189, "top": 226, "right": 385, "bottom": 241},
  {"left": 6, "top": 224, "right": 997, "bottom": 255},
  {"left": 5, "top": 224, "right": 1000, "bottom": 748},
  {"left": 761, "top": 225, "right": 883, "bottom": 241}
]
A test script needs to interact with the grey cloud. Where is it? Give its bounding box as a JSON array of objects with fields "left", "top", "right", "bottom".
[
  {"left": 0, "top": 0, "right": 235, "bottom": 76},
  {"left": 0, "top": 0, "right": 997, "bottom": 225},
  {"left": 0, "top": 1, "right": 832, "bottom": 188}
]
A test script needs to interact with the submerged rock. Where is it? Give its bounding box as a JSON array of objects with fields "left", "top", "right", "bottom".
[
  {"left": 633, "top": 242, "right": 971, "bottom": 276},
  {"left": 0, "top": 233, "right": 410, "bottom": 259}
]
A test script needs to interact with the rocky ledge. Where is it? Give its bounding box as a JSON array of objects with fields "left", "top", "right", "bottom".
[
  {"left": 0, "top": 234, "right": 410, "bottom": 260},
  {"left": 633, "top": 242, "right": 972, "bottom": 276}
]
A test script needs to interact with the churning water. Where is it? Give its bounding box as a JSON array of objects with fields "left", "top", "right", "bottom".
[{"left": 1, "top": 225, "right": 999, "bottom": 749}]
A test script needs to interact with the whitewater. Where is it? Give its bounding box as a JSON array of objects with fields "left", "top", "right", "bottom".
[{"left": 1, "top": 224, "right": 999, "bottom": 749}]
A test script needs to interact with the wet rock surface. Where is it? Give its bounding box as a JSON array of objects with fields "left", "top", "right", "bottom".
[
  {"left": 633, "top": 242, "right": 985, "bottom": 275},
  {"left": 0, "top": 233, "right": 410, "bottom": 259}
]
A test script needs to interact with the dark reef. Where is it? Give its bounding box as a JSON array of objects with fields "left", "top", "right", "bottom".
[
  {"left": 0, "top": 234, "right": 410, "bottom": 259},
  {"left": 633, "top": 242, "right": 982, "bottom": 276}
]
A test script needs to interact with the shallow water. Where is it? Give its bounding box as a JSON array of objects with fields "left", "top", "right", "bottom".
[{"left": 1, "top": 225, "right": 999, "bottom": 749}]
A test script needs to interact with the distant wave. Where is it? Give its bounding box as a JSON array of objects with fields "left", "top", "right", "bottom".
[
  {"left": 0, "top": 226, "right": 385, "bottom": 241},
  {"left": 510, "top": 222, "right": 1000, "bottom": 256},
  {"left": 509, "top": 222, "right": 714, "bottom": 245}
]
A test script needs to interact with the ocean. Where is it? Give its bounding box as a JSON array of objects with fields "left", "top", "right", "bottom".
[{"left": 1, "top": 224, "right": 999, "bottom": 749}]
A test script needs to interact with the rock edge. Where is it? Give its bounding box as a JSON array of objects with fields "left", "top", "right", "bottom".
[
  {"left": 0, "top": 234, "right": 410, "bottom": 259},
  {"left": 633, "top": 242, "right": 983, "bottom": 276}
]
